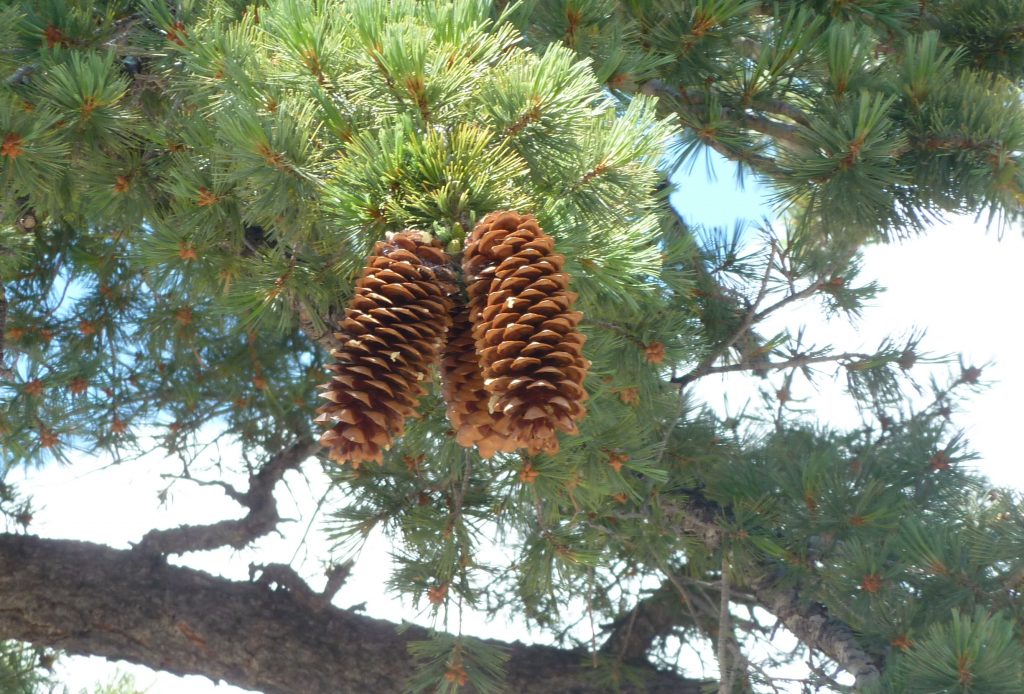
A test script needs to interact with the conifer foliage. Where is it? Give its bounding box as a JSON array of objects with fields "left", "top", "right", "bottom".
[{"left": 1, "top": 0, "right": 1024, "bottom": 692}]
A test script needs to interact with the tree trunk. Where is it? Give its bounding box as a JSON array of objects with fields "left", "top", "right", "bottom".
[{"left": 0, "top": 534, "right": 707, "bottom": 693}]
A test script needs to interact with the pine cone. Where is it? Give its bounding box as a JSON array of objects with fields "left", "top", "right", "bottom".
[
  {"left": 463, "top": 211, "right": 589, "bottom": 454},
  {"left": 316, "top": 231, "right": 454, "bottom": 466},
  {"left": 441, "top": 302, "right": 518, "bottom": 458}
]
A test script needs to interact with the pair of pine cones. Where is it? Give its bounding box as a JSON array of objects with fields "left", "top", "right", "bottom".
[{"left": 316, "top": 211, "right": 590, "bottom": 465}]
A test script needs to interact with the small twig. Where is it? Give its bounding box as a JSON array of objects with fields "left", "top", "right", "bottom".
[
  {"left": 288, "top": 486, "right": 333, "bottom": 565},
  {"left": 164, "top": 473, "right": 247, "bottom": 504},
  {"left": 653, "top": 379, "right": 688, "bottom": 469},
  {"left": 750, "top": 278, "right": 824, "bottom": 325},
  {"left": 610, "top": 600, "right": 642, "bottom": 663},
  {"left": 587, "top": 568, "right": 598, "bottom": 667},
  {"left": 718, "top": 552, "right": 734, "bottom": 694}
]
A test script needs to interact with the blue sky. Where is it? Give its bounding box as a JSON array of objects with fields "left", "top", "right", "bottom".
[{"left": 670, "top": 154, "right": 771, "bottom": 229}]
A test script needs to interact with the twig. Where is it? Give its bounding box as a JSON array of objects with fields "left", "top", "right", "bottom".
[
  {"left": 750, "top": 278, "right": 824, "bottom": 324},
  {"left": 0, "top": 285, "right": 9, "bottom": 379},
  {"left": 674, "top": 242, "right": 778, "bottom": 388},
  {"left": 288, "top": 486, "right": 333, "bottom": 565},
  {"left": 653, "top": 375, "right": 688, "bottom": 469},
  {"left": 135, "top": 437, "right": 319, "bottom": 555},
  {"left": 163, "top": 473, "right": 248, "bottom": 505},
  {"left": 674, "top": 350, "right": 874, "bottom": 382},
  {"left": 718, "top": 552, "right": 733, "bottom": 694}
]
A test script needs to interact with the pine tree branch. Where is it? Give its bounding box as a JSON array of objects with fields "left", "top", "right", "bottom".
[
  {"left": 600, "top": 580, "right": 690, "bottom": 664},
  {"left": 695, "top": 128, "right": 781, "bottom": 174},
  {"left": 671, "top": 232, "right": 852, "bottom": 386},
  {"left": 641, "top": 81, "right": 781, "bottom": 173},
  {"left": 673, "top": 350, "right": 874, "bottom": 383},
  {"left": 135, "top": 437, "right": 320, "bottom": 555},
  {"left": 640, "top": 80, "right": 806, "bottom": 159},
  {"left": 734, "top": 112, "right": 803, "bottom": 147},
  {"left": 686, "top": 88, "right": 811, "bottom": 129},
  {"left": 0, "top": 534, "right": 709, "bottom": 694},
  {"left": 656, "top": 493, "right": 884, "bottom": 688},
  {"left": 751, "top": 98, "right": 812, "bottom": 127},
  {"left": 673, "top": 242, "right": 780, "bottom": 388}
]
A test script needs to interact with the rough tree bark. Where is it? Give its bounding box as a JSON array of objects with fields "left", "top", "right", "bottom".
[{"left": 0, "top": 534, "right": 708, "bottom": 693}]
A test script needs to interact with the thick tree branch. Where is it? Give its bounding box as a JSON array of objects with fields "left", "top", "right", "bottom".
[
  {"left": 734, "top": 112, "right": 803, "bottom": 147},
  {"left": 0, "top": 534, "right": 708, "bottom": 693},
  {"left": 749, "top": 98, "right": 812, "bottom": 128},
  {"left": 136, "top": 437, "right": 320, "bottom": 555}
]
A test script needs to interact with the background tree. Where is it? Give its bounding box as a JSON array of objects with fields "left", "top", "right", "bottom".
[{"left": 2, "top": 1, "right": 1023, "bottom": 692}]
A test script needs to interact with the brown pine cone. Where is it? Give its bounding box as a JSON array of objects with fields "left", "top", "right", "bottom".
[
  {"left": 463, "top": 211, "right": 589, "bottom": 455},
  {"left": 316, "top": 231, "right": 454, "bottom": 466},
  {"left": 441, "top": 302, "right": 518, "bottom": 458}
]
